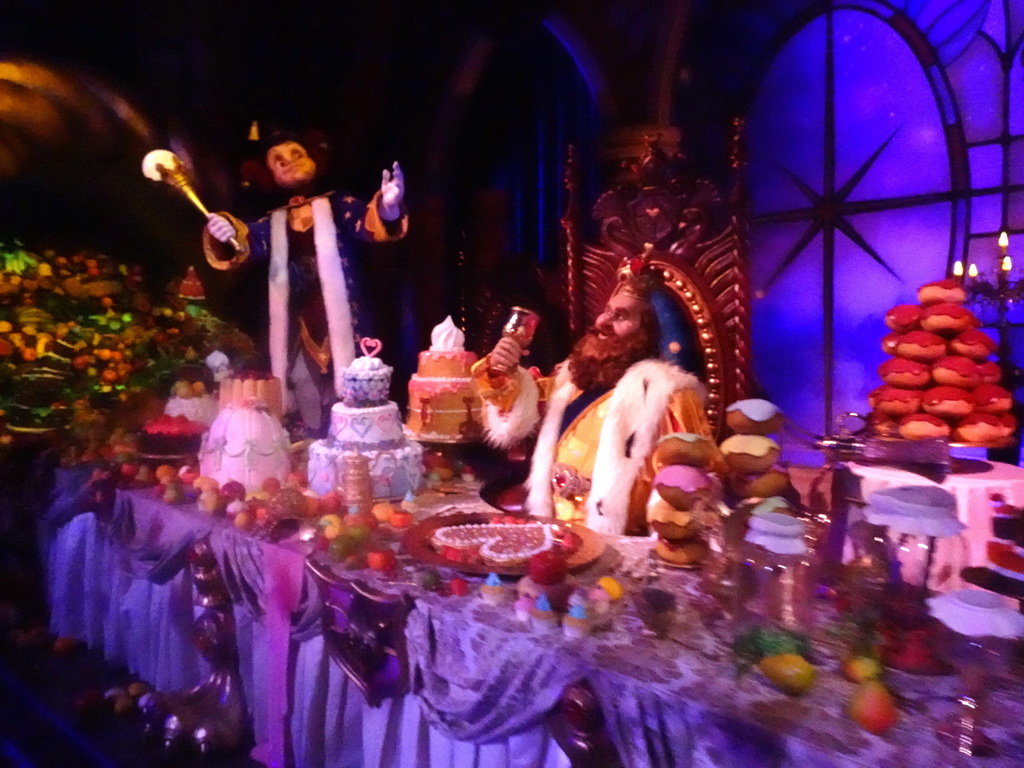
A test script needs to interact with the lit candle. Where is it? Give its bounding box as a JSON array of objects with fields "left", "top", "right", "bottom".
[
  {"left": 968, "top": 263, "right": 979, "bottom": 278},
  {"left": 1002, "top": 255, "right": 1012, "bottom": 272},
  {"left": 999, "top": 231, "right": 1009, "bottom": 256},
  {"left": 953, "top": 260, "right": 964, "bottom": 277}
]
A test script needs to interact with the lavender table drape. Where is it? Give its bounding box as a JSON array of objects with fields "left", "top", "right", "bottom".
[{"left": 43, "top": 479, "right": 1024, "bottom": 768}]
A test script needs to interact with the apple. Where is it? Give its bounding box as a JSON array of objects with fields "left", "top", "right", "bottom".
[
  {"left": 317, "top": 491, "right": 342, "bottom": 514},
  {"left": 366, "top": 549, "right": 397, "bottom": 572},
  {"left": 119, "top": 462, "right": 139, "bottom": 479},
  {"left": 528, "top": 550, "right": 568, "bottom": 586},
  {"left": 221, "top": 480, "right": 247, "bottom": 501},
  {"left": 848, "top": 680, "right": 900, "bottom": 734},
  {"left": 449, "top": 577, "right": 470, "bottom": 597},
  {"left": 52, "top": 636, "right": 79, "bottom": 656},
  {"left": 261, "top": 477, "right": 282, "bottom": 495},
  {"left": 389, "top": 509, "right": 414, "bottom": 529}
]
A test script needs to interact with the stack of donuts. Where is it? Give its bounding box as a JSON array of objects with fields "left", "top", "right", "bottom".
[
  {"left": 646, "top": 433, "right": 721, "bottom": 566},
  {"left": 871, "top": 278, "right": 1016, "bottom": 444},
  {"left": 719, "top": 399, "right": 795, "bottom": 502}
]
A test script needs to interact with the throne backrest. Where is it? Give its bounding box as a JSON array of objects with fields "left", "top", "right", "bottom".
[{"left": 562, "top": 135, "right": 755, "bottom": 437}]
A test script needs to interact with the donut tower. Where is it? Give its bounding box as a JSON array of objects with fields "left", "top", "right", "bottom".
[
  {"left": 646, "top": 433, "right": 721, "bottom": 566},
  {"left": 871, "top": 279, "right": 1016, "bottom": 444},
  {"left": 718, "top": 399, "right": 794, "bottom": 502}
]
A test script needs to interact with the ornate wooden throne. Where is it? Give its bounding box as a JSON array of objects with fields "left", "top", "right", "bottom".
[{"left": 561, "top": 133, "right": 755, "bottom": 437}]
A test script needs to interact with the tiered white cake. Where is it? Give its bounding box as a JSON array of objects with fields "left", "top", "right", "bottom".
[{"left": 307, "top": 341, "right": 424, "bottom": 499}]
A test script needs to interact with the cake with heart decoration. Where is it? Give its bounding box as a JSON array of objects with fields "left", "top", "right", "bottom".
[{"left": 307, "top": 338, "right": 424, "bottom": 499}]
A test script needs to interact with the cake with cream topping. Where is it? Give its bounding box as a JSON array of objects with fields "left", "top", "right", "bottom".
[{"left": 405, "top": 316, "right": 483, "bottom": 442}]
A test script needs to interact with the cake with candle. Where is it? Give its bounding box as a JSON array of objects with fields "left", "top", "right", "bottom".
[
  {"left": 869, "top": 278, "right": 1017, "bottom": 444},
  {"left": 307, "top": 338, "right": 424, "bottom": 499},
  {"left": 405, "top": 316, "right": 484, "bottom": 442}
]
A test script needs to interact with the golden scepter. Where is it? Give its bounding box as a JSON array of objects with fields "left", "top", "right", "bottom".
[{"left": 141, "top": 149, "right": 247, "bottom": 255}]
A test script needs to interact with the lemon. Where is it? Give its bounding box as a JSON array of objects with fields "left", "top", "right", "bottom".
[
  {"left": 597, "top": 576, "right": 623, "bottom": 601},
  {"left": 758, "top": 653, "right": 816, "bottom": 696}
]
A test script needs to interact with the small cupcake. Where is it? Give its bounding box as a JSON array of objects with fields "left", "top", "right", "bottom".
[
  {"left": 586, "top": 586, "right": 613, "bottom": 629},
  {"left": 481, "top": 573, "right": 507, "bottom": 605},
  {"left": 400, "top": 491, "right": 418, "bottom": 514},
  {"left": 530, "top": 593, "right": 560, "bottom": 632},
  {"left": 563, "top": 602, "right": 591, "bottom": 639},
  {"left": 514, "top": 594, "right": 533, "bottom": 623}
]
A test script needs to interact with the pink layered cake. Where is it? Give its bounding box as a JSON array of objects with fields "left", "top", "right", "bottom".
[{"left": 405, "top": 317, "right": 483, "bottom": 441}]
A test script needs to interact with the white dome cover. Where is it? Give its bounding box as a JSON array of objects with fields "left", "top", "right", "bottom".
[
  {"left": 928, "top": 589, "right": 1024, "bottom": 638},
  {"left": 866, "top": 485, "right": 964, "bottom": 537},
  {"left": 745, "top": 511, "right": 807, "bottom": 555},
  {"left": 199, "top": 405, "right": 290, "bottom": 492}
]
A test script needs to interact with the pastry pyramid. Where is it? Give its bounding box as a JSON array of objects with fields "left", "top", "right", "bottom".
[{"left": 871, "top": 279, "right": 1016, "bottom": 443}]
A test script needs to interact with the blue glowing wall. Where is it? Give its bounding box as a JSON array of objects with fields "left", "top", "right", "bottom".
[{"left": 746, "top": 1, "right": 1024, "bottom": 447}]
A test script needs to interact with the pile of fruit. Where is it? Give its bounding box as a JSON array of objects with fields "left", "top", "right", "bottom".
[{"left": 0, "top": 240, "right": 254, "bottom": 437}]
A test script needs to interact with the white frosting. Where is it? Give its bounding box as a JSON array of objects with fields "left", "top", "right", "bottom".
[
  {"left": 720, "top": 434, "right": 780, "bottom": 457},
  {"left": 430, "top": 316, "right": 466, "bottom": 352},
  {"left": 199, "top": 405, "right": 290, "bottom": 492},
  {"left": 348, "top": 355, "right": 386, "bottom": 372},
  {"left": 329, "top": 402, "right": 406, "bottom": 446},
  {"left": 307, "top": 440, "right": 424, "bottom": 499},
  {"left": 165, "top": 395, "right": 219, "bottom": 427},
  {"left": 727, "top": 398, "right": 780, "bottom": 422}
]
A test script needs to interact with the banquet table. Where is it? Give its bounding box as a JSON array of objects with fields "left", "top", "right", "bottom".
[
  {"left": 42, "top": 473, "right": 1024, "bottom": 768},
  {"left": 847, "top": 460, "right": 1024, "bottom": 591}
]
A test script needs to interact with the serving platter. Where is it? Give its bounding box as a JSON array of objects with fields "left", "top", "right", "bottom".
[{"left": 400, "top": 510, "right": 606, "bottom": 577}]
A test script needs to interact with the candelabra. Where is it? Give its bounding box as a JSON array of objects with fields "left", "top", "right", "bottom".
[{"left": 955, "top": 232, "right": 1024, "bottom": 392}]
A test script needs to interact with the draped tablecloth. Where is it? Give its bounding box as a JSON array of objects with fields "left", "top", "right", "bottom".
[
  {"left": 43, "top": 478, "right": 1024, "bottom": 768},
  {"left": 43, "top": 480, "right": 568, "bottom": 768},
  {"left": 849, "top": 460, "right": 1024, "bottom": 591}
]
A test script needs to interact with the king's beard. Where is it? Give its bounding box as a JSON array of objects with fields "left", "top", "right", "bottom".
[{"left": 567, "top": 326, "right": 657, "bottom": 391}]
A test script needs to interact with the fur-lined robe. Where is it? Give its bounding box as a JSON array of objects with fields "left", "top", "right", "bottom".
[
  {"left": 476, "top": 358, "right": 712, "bottom": 536},
  {"left": 203, "top": 191, "right": 406, "bottom": 396}
]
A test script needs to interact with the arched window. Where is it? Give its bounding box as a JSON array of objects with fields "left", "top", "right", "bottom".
[{"left": 746, "top": 1, "right": 1023, "bottom": 448}]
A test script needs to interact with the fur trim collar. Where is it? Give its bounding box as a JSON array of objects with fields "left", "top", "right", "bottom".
[{"left": 527, "top": 358, "right": 703, "bottom": 536}]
